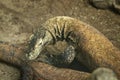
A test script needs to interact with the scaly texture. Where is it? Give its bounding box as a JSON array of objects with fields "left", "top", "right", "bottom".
[
  {"left": 28, "top": 16, "right": 120, "bottom": 79},
  {"left": 0, "top": 42, "right": 90, "bottom": 80},
  {"left": 0, "top": 16, "right": 120, "bottom": 80}
]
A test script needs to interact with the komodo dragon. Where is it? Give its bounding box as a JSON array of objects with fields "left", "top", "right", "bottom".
[
  {"left": 0, "top": 16, "right": 120, "bottom": 80},
  {"left": 27, "top": 16, "right": 120, "bottom": 79},
  {"left": 0, "top": 42, "right": 118, "bottom": 80}
]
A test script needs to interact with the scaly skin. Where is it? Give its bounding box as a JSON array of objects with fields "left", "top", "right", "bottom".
[
  {"left": 0, "top": 42, "right": 118, "bottom": 80},
  {"left": 0, "top": 41, "right": 90, "bottom": 80},
  {"left": 36, "top": 41, "right": 76, "bottom": 67},
  {"left": 28, "top": 16, "right": 120, "bottom": 79},
  {"left": 29, "top": 61, "right": 90, "bottom": 80},
  {"left": 0, "top": 42, "right": 33, "bottom": 80},
  {"left": 0, "top": 16, "right": 119, "bottom": 80}
]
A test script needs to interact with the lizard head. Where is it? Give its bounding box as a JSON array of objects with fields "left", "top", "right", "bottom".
[{"left": 27, "top": 27, "right": 53, "bottom": 60}]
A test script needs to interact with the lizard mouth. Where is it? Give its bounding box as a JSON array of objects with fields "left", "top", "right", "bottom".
[
  {"left": 27, "top": 38, "right": 44, "bottom": 60},
  {"left": 27, "top": 30, "right": 53, "bottom": 60}
]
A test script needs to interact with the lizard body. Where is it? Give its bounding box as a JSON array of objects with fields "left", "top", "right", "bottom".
[
  {"left": 0, "top": 16, "right": 119, "bottom": 80},
  {"left": 28, "top": 16, "right": 120, "bottom": 79}
]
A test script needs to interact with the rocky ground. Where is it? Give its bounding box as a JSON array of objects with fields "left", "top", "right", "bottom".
[{"left": 0, "top": 0, "right": 120, "bottom": 80}]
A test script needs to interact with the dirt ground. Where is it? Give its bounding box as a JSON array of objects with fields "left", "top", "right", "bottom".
[{"left": 0, "top": 0, "right": 120, "bottom": 80}]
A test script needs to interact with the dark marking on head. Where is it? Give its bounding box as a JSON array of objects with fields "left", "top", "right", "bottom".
[
  {"left": 47, "top": 29, "right": 56, "bottom": 44},
  {"left": 56, "top": 23, "right": 61, "bottom": 36},
  {"left": 28, "top": 26, "right": 46, "bottom": 53},
  {"left": 61, "top": 22, "right": 66, "bottom": 40}
]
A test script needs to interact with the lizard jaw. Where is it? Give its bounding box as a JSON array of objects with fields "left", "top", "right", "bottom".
[
  {"left": 27, "top": 31, "right": 53, "bottom": 60},
  {"left": 27, "top": 38, "right": 44, "bottom": 60}
]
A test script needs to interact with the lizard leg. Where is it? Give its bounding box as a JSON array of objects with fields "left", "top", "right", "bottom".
[{"left": 36, "top": 45, "right": 76, "bottom": 67}]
